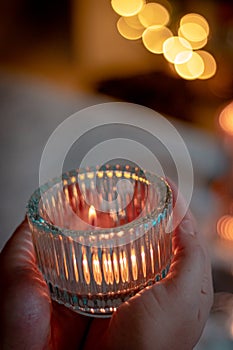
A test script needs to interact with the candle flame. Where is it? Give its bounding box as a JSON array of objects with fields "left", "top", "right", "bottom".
[{"left": 89, "top": 205, "right": 97, "bottom": 225}]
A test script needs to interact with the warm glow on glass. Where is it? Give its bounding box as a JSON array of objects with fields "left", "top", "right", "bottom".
[
  {"left": 180, "top": 13, "right": 209, "bottom": 37},
  {"left": 175, "top": 51, "right": 204, "bottom": 80},
  {"left": 97, "top": 171, "right": 104, "bottom": 178},
  {"left": 179, "top": 22, "right": 208, "bottom": 42},
  {"left": 197, "top": 50, "right": 217, "bottom": 80},
  {"left": 87, "top": 171, "right": 94, "bottom": 179},
  {"left": 142, "top": 25, "right": 173, "bottom": 54},
  {"left": 60, "top": 235, "right": 69, "bottom": 280},
  {"left": 82, "top": 247, "right": 91, "bottom": 284},
  {"left": 157, "top": 242, "right": 161, "bottom": 269},
  {"left": 52, "top": 235, "right": 60, "bottom": 276},
  {"left": 111, "top": 0, "right": 145, "bottom": 17},
  {"left": 72, "top": 183, "right": 78, "bottom": 204},
  {"left": 113, "top": 251, "right": 120, "bottom": 283},
  {"left": 119, "top": 250, "right": 129, "bottom": 282},
  {"left": 163, "top": 36, "right": 192, "bottom": 64},
  {"left": 131, "top": 248, "right": 138, "bottom": 280},
  {"left": 117, "top": 16, "right": 144, "bottom": 40},
  {"left": 115, "top": 170, "right": 122, "bottom": 178},
  {"left": 106, "top": 170, "right": 113, "bottom": 178},
  {"left": 138, "top": 2, "right": 170, "bottom": 27},
  {"left": 150, "top": 243, "right": 154, "bottom": 274},
  {"left": 102, "top": 252, "right": 114, "bottom": 285},
  {"left": 219, "top": 101, "right": 233, "bottom": 136},
  {"left": 178, "top": 27, "right": 207, "bottom": 49},
  {"left": 92, "top": 252, "right": 102, "bottom": 285},
  {"left": 217, "top": 215, "right": 233, "bottom": 241},
  {"left": 124, "top": 171, "right": 131, "bottom": 178},
  {"left": 124, "top": 14, "right": 145, "bottom": 30},
  {"left": 141, "top": 245, "right": 147, "bottom": 277},
  {"left": 70, "top": 238, "right": 79, "bottom": 282}
]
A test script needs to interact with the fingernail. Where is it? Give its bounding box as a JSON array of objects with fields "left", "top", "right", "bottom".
[{"left": 180, "top": 218, "right": 196, "bottom": 236}]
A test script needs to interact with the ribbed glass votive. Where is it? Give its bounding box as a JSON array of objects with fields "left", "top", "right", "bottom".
[{"left": 27, "top": 165, "right": 173, "bottom": 317}]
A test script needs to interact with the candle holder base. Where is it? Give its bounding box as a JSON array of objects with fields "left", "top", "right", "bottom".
[{"left": 47, "top": 262, "right": 171, "bottom": 317}]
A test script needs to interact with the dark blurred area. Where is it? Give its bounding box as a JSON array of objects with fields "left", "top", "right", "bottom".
[
  {"left": 0, "top": 0, "right": 73, "bottom": 85},
  {"left": 0, "top": 0, "right": 71, "bottom": 50}
]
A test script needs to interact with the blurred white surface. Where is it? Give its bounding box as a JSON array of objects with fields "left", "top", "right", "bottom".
[{"left": 0, "top": 72, "right": 109, "bottom": 249}]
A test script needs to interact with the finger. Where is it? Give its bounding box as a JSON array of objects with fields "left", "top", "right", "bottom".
[
  {"left": 164, "top": 183, "right": 213, "bottom": 345},
  {"left": 167, "top": 178, "right": 197, "bottom": 231},
  {"left": 0, "top": 219, "right": 51, "bottom": 349},
  {"left": 0, "top": 219, "right": 92, "bottom": 350},
  {"left": 167, "top": 181, "right": 213, "bottom": 310},
  {"left": 167, "top": 215, "right": 207, "bottom": 300},
  {"left": 51, "top": 301, "right": 92, "bottom": 350}
]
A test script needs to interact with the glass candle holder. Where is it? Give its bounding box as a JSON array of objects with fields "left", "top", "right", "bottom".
[{"left": 27, "top": 165, "right": 173, "bottom": 317}]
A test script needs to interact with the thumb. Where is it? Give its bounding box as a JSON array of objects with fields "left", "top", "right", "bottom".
[{"left": 0, "top": 219, "right": 51, "bottom": 349}]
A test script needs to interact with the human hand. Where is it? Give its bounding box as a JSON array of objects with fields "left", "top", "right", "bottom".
[{"left": 0, "top": 186, "right": 213, "bottom": 350}]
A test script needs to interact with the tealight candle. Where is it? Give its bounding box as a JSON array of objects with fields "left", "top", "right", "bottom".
[{"left": 27, "top": 165, "right": 173, "bottom": 317}]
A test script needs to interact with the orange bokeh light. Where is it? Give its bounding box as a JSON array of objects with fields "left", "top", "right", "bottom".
[
  {"left": 142, "top": 25, "right": 173, "bottom": 54},
  {"left": 219, "top": 101, "right": 233, "bottom": 136},
  {"left": 198, "top": 50, "right": 217, "bottom": 80},
  {"left": 117, "top": 16, "right": 144, "bottom": 40},
  {"left": 175, "top": 51, "right": 204, "bottom": 80},
  {"left": 180, "top": 13, "right": 209, "bottom": 37},
  {"left": 111, "top": 0, "right": 145, "bottom": 17},
  {"left": 217, "top": 215, "right": 233, "bottom": 241},
  {"left": 163, "top": 36, "right": 193, "bottom": 64},
  {"left": 138, "top": 2, "right": 170, "bottom": 27},
  {"left": 179, "top": 22, "right": 208, "bottom": 43}
]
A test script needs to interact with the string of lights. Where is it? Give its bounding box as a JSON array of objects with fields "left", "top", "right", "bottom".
[{"left": 111, "top": 0, "right": 217, "bottom": 80}]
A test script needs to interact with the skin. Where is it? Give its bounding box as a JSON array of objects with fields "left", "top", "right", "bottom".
[{"left": 0, "top": 186, "right": 213, "bottom": 350}]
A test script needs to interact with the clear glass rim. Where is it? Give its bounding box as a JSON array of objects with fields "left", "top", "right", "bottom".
[{"left": 27, "top": 166, "right": 172, "bottom": 239}]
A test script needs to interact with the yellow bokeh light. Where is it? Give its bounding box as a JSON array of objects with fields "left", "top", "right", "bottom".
[
  {"left": 179, "top": 22, "right": 208, "bottom": 42},
  {"left": 217, "top": 215, "right": 233, "bottom": 241},
  {"left": 197, "top": 50, "right": 217, "bottom": 80},
  {"left": 175, "top": 51, "right": 204, "bottom": 80},
  {"left": 180, "top": 13, "right": 209, "bottom": 37},
  {"left": 117, "top": 16, "right": 144, "bottom": 40},
  {"left": 142, "top": 25, "right": 173, "bottom": 54},
  {"left": 111, "top": 0, "right": 145, "bottom": 17},
  {"left": 219, "top": 101, "right": 233, "bottom": 136},
  {"left": 138, "top": 2, "right": 170, "bottom": 27},
  {"left": 124, "top": 15, "right": 145, "bottom": 30},
  {"left": 178, "top": 27, "right": 207, "bottom": 49},
  {"left": 163, "top": 36, "right": 193, "bottom": 64}
]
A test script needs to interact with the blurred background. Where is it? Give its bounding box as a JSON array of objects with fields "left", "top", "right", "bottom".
[{"left": 0, "top": 0, "right": 233, "bottom": 348}]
